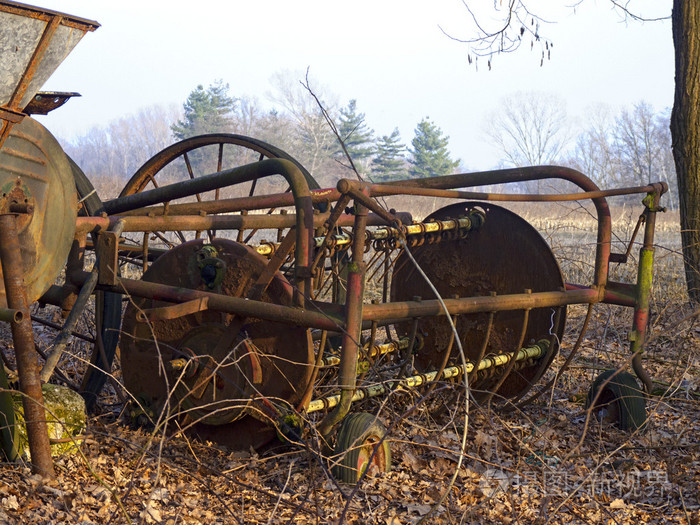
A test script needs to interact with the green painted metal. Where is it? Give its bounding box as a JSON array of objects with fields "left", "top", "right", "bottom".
[{"left": 0, "top": 361, "right": 18, "bottom": 461}]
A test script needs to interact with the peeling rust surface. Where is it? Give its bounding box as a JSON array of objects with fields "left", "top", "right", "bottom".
[
  {"left": 23, "top": 91, "right": 79, "bottom": 115},
  {"left": 120, "top": 238, "right": 313, "bottom": 450},
  {"left": 391, "top": 202, "right": 566, "bottom": 400}
]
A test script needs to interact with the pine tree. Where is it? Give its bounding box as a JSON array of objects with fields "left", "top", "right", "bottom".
[
  {"left": 409, "top": 117, "right": 459, "bottom": 178},
  {"left": 371, "top": 128, "right": 407, "bottom": 182},
  {"left": 336, "top": 99, "right": 375, "bottom": 166},
  {"left": 171, "top": 80, "right": 236, "bottom": 140}
]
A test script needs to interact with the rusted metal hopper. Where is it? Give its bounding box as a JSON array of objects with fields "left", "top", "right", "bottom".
[
  {"left": 0, "top": 1, "right": 98, "bottom": 305},
  {"left": 0, "top": 1, "right": 98, "bottom": 109}
]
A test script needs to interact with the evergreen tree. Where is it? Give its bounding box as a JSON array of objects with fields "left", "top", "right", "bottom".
[
  {"left": 371, "top": 128, "right": 407, "bottom": 182},
  {"left": 409, "top": 117, "right": 459, "bottom": 178},
  {"left": 336, "top": 99, "right": 375, "bottom": 165},
  {"left": 171, "top": 80, "right": 236, "bottom": 139}
]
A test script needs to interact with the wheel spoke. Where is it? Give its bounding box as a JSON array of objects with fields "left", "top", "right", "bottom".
[{"left": 183, "top": 152, "right": 203, "bottom": 203}]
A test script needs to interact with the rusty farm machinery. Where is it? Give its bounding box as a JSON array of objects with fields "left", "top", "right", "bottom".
[{"left": 0, "top": 0, "right": 668, "bottom": 481}]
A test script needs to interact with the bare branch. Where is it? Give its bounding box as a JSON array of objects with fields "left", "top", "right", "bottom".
[
  {"left": 609, "top": 0, "right": 671, "bottom": 22},
  {"left": 300, "top": 68, "right": 366, "bottom": 182},
  {"left": 451, "top": 0, "right": 670, "bottom": 65}
]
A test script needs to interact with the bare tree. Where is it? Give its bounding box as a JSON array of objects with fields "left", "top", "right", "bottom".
[
  {"left": 484, "top": 90, "right": 570, "bottom": 190},
  {"left": 267, "top": 70, "right": 339, "bottom": 181},
  {"left": 565, "top": 104, "right": 622, "bottom": 189},
  {"left": 615, "top": 101, "right": 677, "bottom": 208},
  {"left": 616, "top": 102, "right": 662, "bottom": 184},
  {"left": 459, "top": 1, "right": 700, "bottom": 303},
  {"left": 63, "top": 104, "right": 181, "bottom": 198},
  {"left": 564, "top": 102, "right": 678, "bottom": 208},
  {"left": 233, "top": 95, "right": 263, "bottom": 137}
]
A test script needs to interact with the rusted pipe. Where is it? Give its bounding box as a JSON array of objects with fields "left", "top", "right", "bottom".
[
  {"left": 567, "top": 282, "right": 637, "bottom": 307},
  {"left": 377, "top": 166, "right": 615, "bottom": 288},
  {"left": 0, "top": 307, "right": 22, "bottom": 323},
  {"left": 40, "top": 270, "right": 98, "bottom": 383},
  {"left": 75, "top": 212, "right": 329, "bottom": 236},
  {"left": 629, "top": 190, "right": 663, "bottom": 393},
  {"left": 362, "top": 288, "right": 598, "bottom": 321},
  {"left": 136, "top": 297, "right": 209, "bottom": 322},
  {"left": 368, "top": 181, "right": 669, "bottom": 203},
  {"left": 67, "top": 270, "right": 343, "bottom": 332},
  {"left": 116, "top": 187, "right": 343, "bottom": 217},
  {"left": 0, "top": 214, "right": 54, "bottom": 478},
  {"left": 318, "top": 196, "right": 370, "bottom": 436}
]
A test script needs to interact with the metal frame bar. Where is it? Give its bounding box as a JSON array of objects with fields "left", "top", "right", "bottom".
[{"left": 8, "top": 156, "right": 667, "bottom": 450}]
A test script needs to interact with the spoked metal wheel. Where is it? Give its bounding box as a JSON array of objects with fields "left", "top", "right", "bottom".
[{"left": 113, "top": 134, "right": 321, "bottom": 266}]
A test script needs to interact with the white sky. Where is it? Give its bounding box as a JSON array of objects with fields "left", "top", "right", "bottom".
[{"left": 32, "top": 0, "right": 674, "bottom": 171}]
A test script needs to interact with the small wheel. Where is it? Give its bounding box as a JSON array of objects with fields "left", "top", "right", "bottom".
[
  {"left": 586, "top": 369, "right": 648, "bottom": 431},
  {"left": 332, "top": 413, "right": 391, "bottom": 483}
]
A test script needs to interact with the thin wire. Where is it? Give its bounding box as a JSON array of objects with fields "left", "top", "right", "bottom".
[
  {"left": 399, "top": 238, "right": 471, "bottom": 524},
  {"left": 549, "top": 307, "right": 561, "bottom": 348}
]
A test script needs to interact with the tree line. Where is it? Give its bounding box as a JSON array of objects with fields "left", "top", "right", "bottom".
[
  {"left": 62, "top": 77, "right": 677, "bottom": 208},
  {"left": 485, "top": 91, "right": 678, "bottom": 207},
  {"left": 63, "top": 75, "right": 460, "bottom": 197}
]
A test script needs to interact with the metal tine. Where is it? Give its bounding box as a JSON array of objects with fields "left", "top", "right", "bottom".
[
  {"left": 398, "top": 316, "right": 420, "bottom": 378},
  {"left": 382, "top": 248, "right": 391, "bottom": 303},
  {"left": 150, "top": 230, "right": 176, "bottom": 248},
  {"left": 364, "top": 244, "right": 385, "bottom": 275},
  {"left": 312, "top": 249, "right": 340, "bottom": 301},
  {"left": 484, "top": 296, "right": 532, "bottom": 405},
  {"left": 374, "top": 247, "right": 406, "bottom": 285},
  {"left": 331, "top": 250, "right": 348, "bottom": 304},
  {"left": 310, "top": 194, "right": 351, "bottom": 273},
  {"left": 469, "top": 293, "right": 497, "bottom": 388},
  {"left": 296, "top": 330, "right": 328, "bottom": 411},
  {"left": 355, "top": 320, "right": 380, "bottom": 387},
  {"left": 506, "top": 304, "right": 565, "bottom": 409},
  {"left": 515, "top": 304, "right": 592, "bottom": 409},
  {"left": 422, "top": 312, "right": 459, "bottom": 400}
]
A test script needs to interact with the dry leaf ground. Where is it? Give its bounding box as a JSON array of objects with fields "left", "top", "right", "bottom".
[{"left": 1, "top": 205, "right": 698, "bottom": 524}]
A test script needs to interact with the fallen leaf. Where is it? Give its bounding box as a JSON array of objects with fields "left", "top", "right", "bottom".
[{"left": 610, "top": 498, "right": 626, "bottom": 509}]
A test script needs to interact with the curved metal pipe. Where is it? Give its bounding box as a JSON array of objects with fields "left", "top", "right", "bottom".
[
  {"left": 371, "top": 165, "right": 614, "bottom": 288},
  {"left": 102, "top": 158, "right": 314, "bottom": 303}
]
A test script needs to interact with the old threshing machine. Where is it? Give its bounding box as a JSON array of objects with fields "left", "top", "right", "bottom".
[{"left": 0, "top": 1, "right": 666, "bottom": 481}]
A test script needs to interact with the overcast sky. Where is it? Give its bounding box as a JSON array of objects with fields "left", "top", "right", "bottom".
[{"left": 31, "top": 0, "right": 674, "bottom": 171}]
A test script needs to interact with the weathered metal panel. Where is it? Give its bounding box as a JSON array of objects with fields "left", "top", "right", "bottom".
[
  {"left": 0, "top": 117, "right": 77, "bottom": 307},
  {"left": 0, "top": 0, "right": 98, "bottom": 109}
]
